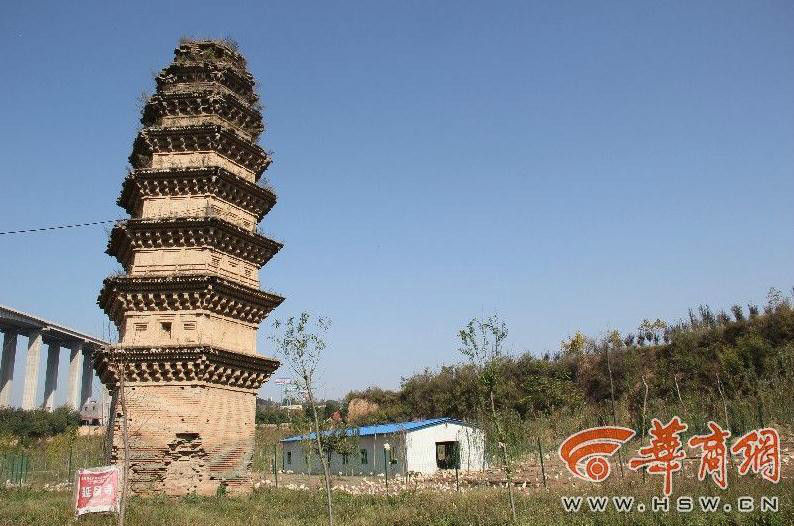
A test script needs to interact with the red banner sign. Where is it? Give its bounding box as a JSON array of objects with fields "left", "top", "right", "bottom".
[{"left": 73, "top": 466, "right": 121, "bottom": 516}]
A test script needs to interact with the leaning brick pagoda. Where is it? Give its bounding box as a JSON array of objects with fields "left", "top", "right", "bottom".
[{"left": 96, "top": 39, "right": 283, "bottom": 495}]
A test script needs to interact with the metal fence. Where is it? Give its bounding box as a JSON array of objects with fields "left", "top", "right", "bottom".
[
  {"left": 0, "top": 435, "right": 105, "bottom": 487},
  {"left": 0, "top": 451, "right": 30, "bottom": 485}
]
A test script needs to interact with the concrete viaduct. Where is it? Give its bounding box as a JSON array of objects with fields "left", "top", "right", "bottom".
[{"left": 0, "top": 304, "right": 107, "bottom": 410}]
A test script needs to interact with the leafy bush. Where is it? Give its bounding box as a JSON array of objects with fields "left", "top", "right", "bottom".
[
  {"left": 256, "top": 404, "right": 290, "bottom": 425},
  {"left": 0, "top": 407, "right": 80, "bottom": 442}
]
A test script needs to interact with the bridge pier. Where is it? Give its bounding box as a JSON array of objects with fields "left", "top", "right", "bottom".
[
  {"left": 67, "top": 342, "right": 83, "bottom": 409},
  {"left": 43, "top": 343, "right": 61, "bottom": 410},
  {"left": 0, "top": 331, "right": 18, "bottom": 406},
  {"left": 0, "top": 305, "right": 107, "bottom": 412},
  {"left": 21, "top": 331, "right": 42, "bottom": 410}
]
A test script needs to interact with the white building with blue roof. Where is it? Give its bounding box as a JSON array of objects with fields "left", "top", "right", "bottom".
[{"left": 280, "top": 417, "right": 486, "bottom": 476}]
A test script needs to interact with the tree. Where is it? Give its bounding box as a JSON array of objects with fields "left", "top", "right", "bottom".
[
  {"left": 520, "top": 364, "right": 581, "bottom": 416},
  {"left": 458, "top": 314, "right": 516, "bottom": 522},
  {"left": 321, "top": 400, "right": 342, "bottom": 421},
  {"left": 270, "top": 313, "right": 334, "bottom": 526},
  {"left": 638, "top": 319, "right": 667, "bottom": 345},
  {"left": 255, "top": 402, "right": 290, "bottom": 424},
  {"left": 561, "top": 331, "right": 587, "bottom": 357},
  {"left": 324, "top": 427, "right": 359, "bottom": 476}
]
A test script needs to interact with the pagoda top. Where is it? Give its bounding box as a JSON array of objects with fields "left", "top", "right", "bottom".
[
  {"left": 155, "top": 38, "right": 259, "bottom": 109},
  {"left": 174, "top": 38, "right": 248, "bottom": 70}
]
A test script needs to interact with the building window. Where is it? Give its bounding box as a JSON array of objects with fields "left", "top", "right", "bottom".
[
  {"left": 286, "top": 451, "right": 291, "bottom": 465},
  {"left": 210, "top": 256, "right": 220, "bottom": 267},
  {"left": 183, "top": 321, "right": 197, "bottom": 343},
  {"left": 134, "top": 323, "right": 147, "bottom": 332},
  {"left": 360, "top": 449, "right": 368, "bottom": 465},
  {"left": 160, "top": 322, "right": 172, "bottom": 338}
]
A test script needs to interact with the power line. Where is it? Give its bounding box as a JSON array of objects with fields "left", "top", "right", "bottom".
[
  {"left": 0, "top": 219, "right": 121, "bottom": 236},
  {"left": 0, "top": 205, "right": 239, "bottom": 237}
]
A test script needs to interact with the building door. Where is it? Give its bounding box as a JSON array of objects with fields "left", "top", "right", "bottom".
[{"left": 435, "top": 441, "right": 460, "bottom": 469}]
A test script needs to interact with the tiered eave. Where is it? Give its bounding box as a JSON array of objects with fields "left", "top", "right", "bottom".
[
  {"left": 106, "top": 217, "right": 283, "bottom": 271},
  {"left": 117, "top": 167, "right": 277, "bottom": 221},
  {"left": 98, "top": 274, "right": 284, "bottom": 327}
]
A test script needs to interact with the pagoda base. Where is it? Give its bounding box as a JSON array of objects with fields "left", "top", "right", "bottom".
[
  {"left": 109, "top": 382, "right": 254, "bottom": 495},
  {"left": 95, "top": 345, "right": 278, "bottom": 496}
]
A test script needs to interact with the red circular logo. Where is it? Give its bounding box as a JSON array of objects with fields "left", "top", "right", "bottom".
[{"left": 585, "top": 456, "right": 610, "bottom": 481}]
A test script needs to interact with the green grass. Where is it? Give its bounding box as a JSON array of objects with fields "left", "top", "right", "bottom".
[{"left": 1, "top": 477, "right": 791, "bottom": 526}]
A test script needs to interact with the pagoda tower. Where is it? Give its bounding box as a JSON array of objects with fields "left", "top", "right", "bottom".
[{"left": 96, "top": 40, "right": 283, "bottom": 495}]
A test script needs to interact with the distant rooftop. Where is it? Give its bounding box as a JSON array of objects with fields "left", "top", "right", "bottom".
[{"left": 281, "top": 417, "right": 468, "bottom": 443}]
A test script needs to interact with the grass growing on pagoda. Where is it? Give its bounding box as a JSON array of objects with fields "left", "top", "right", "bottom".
[{"left": 1, "top": 477, "right": 791, "bottom": 526}]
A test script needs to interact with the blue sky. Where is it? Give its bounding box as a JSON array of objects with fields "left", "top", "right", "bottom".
[{"left": 1, "top": 1, "right": 792, "bottom": 402}]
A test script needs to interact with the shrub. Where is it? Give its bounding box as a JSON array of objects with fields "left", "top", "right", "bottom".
[{"left": 0, "top": 407, "right": 80, "bottom": 443}]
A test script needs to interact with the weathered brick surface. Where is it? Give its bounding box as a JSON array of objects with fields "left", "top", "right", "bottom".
[{"left": 111, "top": 383, "right": 256, "bottom": 495}]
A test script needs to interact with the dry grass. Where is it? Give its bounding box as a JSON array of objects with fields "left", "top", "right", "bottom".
[{"left": 1, "top": 476, "right": 791, "bottom": 526}]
